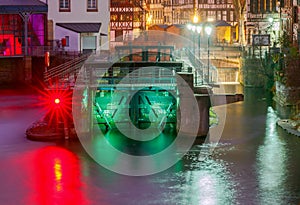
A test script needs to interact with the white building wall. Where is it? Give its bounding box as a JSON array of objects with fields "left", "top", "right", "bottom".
[
  {"left": 55, "top": 26, "right": 80, "bottom": 51},
  {"left": 40, "top": 0, "right": 109, "bottom": 50}
]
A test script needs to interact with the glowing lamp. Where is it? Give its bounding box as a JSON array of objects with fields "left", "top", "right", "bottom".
[
  {"left": 44, "top": 51, "right": 50, "bottom": 67},
  {"left": 193, "top": 15, "right": 199, "bottom": 23},
  {"left": 54, "top": 98, "right": 60, "bottom": 104}
]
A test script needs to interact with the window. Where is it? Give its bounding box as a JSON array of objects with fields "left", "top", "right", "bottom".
[
  {"left": 222, "top": 10, "right": 227, "bottom": 21},
  {"left": 217, "top": 10, "right": 221, "bottom": 20},
  {"left": 230, "top": 11, "right": 234, "bottom": 21},
  {"left": 59, "top": 0, "right": 70, "bottom": 12},
  {"left": 65, "top": 36, "right": 69, "bottom": 47},
  {"left": 87, "top": 0, "right": 98, "bottom": 12}
]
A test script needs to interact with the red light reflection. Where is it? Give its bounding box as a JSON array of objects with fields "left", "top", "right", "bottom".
[{"left": 30, "top": 146, "right": 89, "bottom": 205}]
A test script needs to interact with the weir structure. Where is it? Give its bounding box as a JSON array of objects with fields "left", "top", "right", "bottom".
[
  {"left": 27, "top": 34, "right": 244, "bottom": 141},
  {"left": 72, "top": 43, "right": 217, "bottom": 140}
]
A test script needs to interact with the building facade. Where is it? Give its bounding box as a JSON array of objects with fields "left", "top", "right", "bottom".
[
  {"left": 245, "top": 0, "right": 296, "bottom": 47},
  {"left": 146, "top": 0, "right": 238, "bottom": 43},
  {"left": 148, "top": 0, "right": 237, "bottom": 26},
  {"left": 110, "top": 0, "right": 148, "bottom": 44},
  {"left": 0, "top": 0, "right": 48, "bottom": 57},
  {"left": 0, "top": 0, "right": 49, "bottom": 85},
  {"left": 41, "top": 0, "right": 109, "bottom": 52}
]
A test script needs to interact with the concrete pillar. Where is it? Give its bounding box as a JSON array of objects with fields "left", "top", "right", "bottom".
[
  {"left": 196, "top": 94, "right": 210, "bottom": 137},
  {"left": 176, "top": 95, "right": 199, "bottom": 135},
  {"left": 23, "top": 56, "right": 32, "bottom": 83},
  {"left": 178, "top": 73, "right": 194, "bottom": 90}
]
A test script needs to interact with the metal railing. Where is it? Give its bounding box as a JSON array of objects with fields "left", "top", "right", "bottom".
[
  {"left": 185, "top": 48, "right": 218, "bottom": 86},
  {"left": 44, "top": 53, "right": 90, "bottom": 85}
]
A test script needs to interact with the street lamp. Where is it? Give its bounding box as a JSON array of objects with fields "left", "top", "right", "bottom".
[
  {"left": 196, "top": 25, "right": 202, "bottom": 60},
  {"left": 268, "top": 17, "right": 274, "bottom": 24},
  {"left": 193, "top": 15, "right": 199, "bottom": 24},
  {"left": 191, "top": 25, "right": 196, "bottom": 54},
  {"left": 205, "top": 25, "right": 212, "bottom": 83}
]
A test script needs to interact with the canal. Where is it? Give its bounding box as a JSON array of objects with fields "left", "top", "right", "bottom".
[{"left": 0, "top": 87, "right": 300, "bottom": 205}]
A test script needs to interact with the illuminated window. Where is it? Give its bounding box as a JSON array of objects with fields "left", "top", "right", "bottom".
[
  {"left": 87, "top": 0, "right": 98, "bottom": 12},
  {"left": 217, "top": 10, "right": 221, "bottom": 20},
  {"left": 222, "top": 10, "right": 227, "bottom": 21},
  {"left": 59, "top": 0, "right": 71, "bottom": 12},
  {"left": 230, "top": 11, "right": 234, "bottom": 21},
  {"left": 0, "top": 14, "right": 46, "bottom": 56}
]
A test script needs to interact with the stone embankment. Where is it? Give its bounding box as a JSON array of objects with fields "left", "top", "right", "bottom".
[{"left": 277, "top": 119, "right": 300, "bottom": 137}]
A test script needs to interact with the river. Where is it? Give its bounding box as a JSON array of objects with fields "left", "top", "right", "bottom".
[{"left": 0, "top": 87, "right": 299, "bottom": 205}]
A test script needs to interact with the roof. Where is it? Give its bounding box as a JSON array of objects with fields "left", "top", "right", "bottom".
[
  {"left": 0, "top": 0, "right": 47, "bottom": 13},
  {"left": 167, "top": 24, "right": 186, "bottom": 29},
  {"left": 156, "top": 24, "right": 169, "bottom": 29},
  {"left": 214, "top": 20, "right": 232, "bottom": 27},
  {"left": 56, "top": 23, "right": 102, "bottom": 33}
]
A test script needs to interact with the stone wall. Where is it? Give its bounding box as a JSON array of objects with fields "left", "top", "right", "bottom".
[
  {"left": 0, "top": 57, "right": 46, "bottom": 86},
  {"left": 273, "top": 81, "right": 300, "bottom": 118},
  {"left": 217, "top": 67, "right": 238, "bottom": 82},
  {"left": 0, "top": 58, "right": 24, "bottom": 85},
  {"left": 241, "top": 58, "right": 266, "bottom": 87}
]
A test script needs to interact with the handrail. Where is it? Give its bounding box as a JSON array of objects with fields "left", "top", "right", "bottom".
[{"left": 44, "top": 54, "right": 90, "bottom": 82}]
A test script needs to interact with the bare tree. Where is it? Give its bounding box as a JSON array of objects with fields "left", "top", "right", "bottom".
[{"left": 233, "top": 0, "right": 246, "bottom": 46}]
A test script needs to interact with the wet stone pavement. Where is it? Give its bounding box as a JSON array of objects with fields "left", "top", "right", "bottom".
[{"left": 0, "top": 87, "right": 300, "bottom": 205}]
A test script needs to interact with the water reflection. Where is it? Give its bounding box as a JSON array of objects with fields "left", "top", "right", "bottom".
[
  {"left": 28, "top": 146, "right": 89, "bottom": 205},
  {"left": 160, "top": 155, "right": 237, "bottom": 205},
  {"left": 257, "top": 107, "right": 288, "bottom": 205}
]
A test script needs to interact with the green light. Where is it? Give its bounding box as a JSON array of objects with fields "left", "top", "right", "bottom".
[{"left": 94, "top": 87, "right": 177, "bottom": 131}]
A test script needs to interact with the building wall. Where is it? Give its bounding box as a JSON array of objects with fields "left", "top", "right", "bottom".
[
  {"left": 0, "top": 13, "right": 47, "bottom": 56},
  {"left": 245, "top": 0, "right": 295, "bottom": 46},
  {"left": 40, "top": 0, "right": 109, "bottom": 50},
  {"left": 55, "top": 26, "right": 80, "bottom": 51},
  {"left": 148, "top": 0, "right": 236, "bottom": 26}
]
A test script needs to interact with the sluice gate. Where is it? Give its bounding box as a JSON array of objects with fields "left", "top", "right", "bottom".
[{"left": 77, "top": 59, "right": 186, "bottom": 135}]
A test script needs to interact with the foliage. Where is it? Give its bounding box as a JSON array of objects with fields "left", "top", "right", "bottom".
[
  {"left": 209, "top": 108, "right": 218, "bottom": 127},
  {"left": 272, "top": 53, "right": 286, "bottom": 84},
  {"left": 258, "top": 52, "right": 276, "bottom": 90},
  {"left": 273, "top": 32, "right": 300, "bottom": 87}
]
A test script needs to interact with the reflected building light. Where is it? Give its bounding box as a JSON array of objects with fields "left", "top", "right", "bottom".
[
  {"left": 257, "top": 106, "right": 287, "bottom": 204},
  {"left": 54, "top": 158, "right": 63, "bottom": 192},
  {"left": 197, "top": 174, "right": 217, "bottom": 205},
  {"left": 182, "top": 159, "right": 237, "bottom": 205}
]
